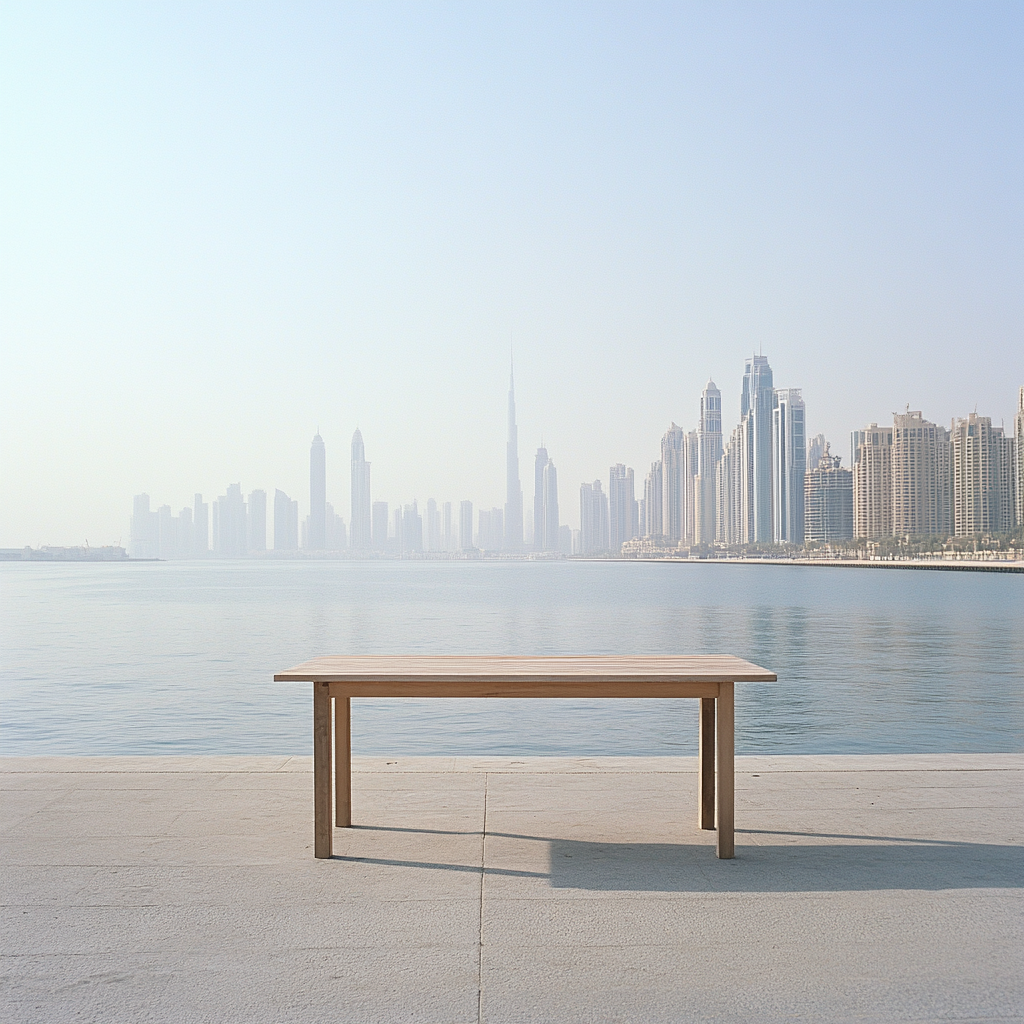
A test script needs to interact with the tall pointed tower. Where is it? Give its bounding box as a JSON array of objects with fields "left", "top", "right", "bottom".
[
  {"left": 350, "top": 429, "right": 371, "bottom": 550},
  {"left": 740, "top": 355, "right": 774, "bottom": 543},
  {"left": 309, "top": 433, "right": 326, "bottom": 550},
  {"left": 504, "top": 359, "right": 524, "bottom": 551},
  {"left": 696, "top": 379, "right": 723, "bottom": 544}
]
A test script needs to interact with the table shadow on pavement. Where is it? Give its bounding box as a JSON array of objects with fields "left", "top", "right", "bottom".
[{"left": 339, "top": 825, "right": 1023, "bottom": 893}]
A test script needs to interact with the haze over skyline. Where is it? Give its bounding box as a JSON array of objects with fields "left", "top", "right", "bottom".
[{"left": 2, "top": 3, "right": 1022, "bottom": 546}]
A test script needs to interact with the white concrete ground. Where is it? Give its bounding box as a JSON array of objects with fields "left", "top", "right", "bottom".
[{"left": 1, "top": 754, "right": 1021, "bottom": 1024}]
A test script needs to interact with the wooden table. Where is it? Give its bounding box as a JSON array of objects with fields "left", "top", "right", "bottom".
[{"left": 274, "top": 655, "right": 776, "bottom": 860}]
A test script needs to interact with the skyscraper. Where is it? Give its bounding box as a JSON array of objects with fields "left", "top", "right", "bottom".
[
  {"left": 740, "top": 355, "right": 774, "bottom": 543},
  {"left": 127, "top": 497, "right": 199, "bottom": 559},
  {"left": 325, "top": 502, "right": 347, "bottom": 550},
  {"left": 951, "top": 413, "right": 1014, "bottom": 535},
  {"left": 130, "top": 494, "right": 159, "bottom": 559},
  {"left": 247, "top": 489, "right": 267, "bottom": 552},
  {"left": 533, "top": 447, "right": 548, "bottom": 551},
  {"left": 643, "top": 461, "right": 662, "bottom": 538},
  {"left": 804, "top": 443, "right": 853, "bottom": 543},
  {"left": 391, "top": 507, "right": 403, "bottom": 554},
  {"left": 274, "top": 489, "right": 299, "bottom": 551},
  {"left": 478, "top": 508, "right": 504, "bottom": 551},
  {"left": 716, "top": 424, "right": 744, "bottom": 544},
  {"left": 608, "top": 464, "right": 638, "bottom": 552},
  {"left": 683, "top": 429, "right": 699, "bottom": 545},
  {"left": 309, "top": 433, "right": 326, "bottom": 550},
  {"left": 891, "top": 410, "right": 951, "bottom": 537},
  {"left": 771, "top": 388, "right": 805, "bottom": 544},
  {"left": 402, "top": 501, "right": 422, "bottom": 553},
  {"left": 214, "top": 484, "right": 247, "bottom": 557},
  {"left": 371, "top": 501, "right": 389, "bottom": 552},
  {"left": 504, "top": 362, "right": 524, "bottom": 551},
  {"left": 157, "top": 505, "right": 173, "bottom": 559},
  {"left": 174, "top": 506, "right": 193, "bottom": 560},
  {"left": 660, "top": 423, "right": 685, "bottom": 542},
  {"left": 350, "top": 429, "right": 371, "bottom": 550},
  {"left": 193, "top": 494, "right": 209, "bottom": 557},
  {"left": 695, "top": 380, "right": 723, "bottom": 545},
  {"left": 459, "top": 500, "right": 474, "bottom": 551},
  {"left": 1016, "top": 387, "right": 1024, "bottom": 528},
  {"left": 425, "top": 498, "right": 440, "bottom": 552},
  {"left": 543, "top": 459, "right": 559, "bottom": 551},
  {"left": 442, "top": 501, "right": 453, "bottom": 551},
  {"left": 806, "top": 434, "right": 826, "bottom": 472},
  {"left": 995, "top": 429, "right": 1016, "bottom": 532},
  {"left": 580, "top": 480, "right": 610, "bottom": 554},
  {"left": 853, "top": 424, "right": 893, "bottom": 539}
]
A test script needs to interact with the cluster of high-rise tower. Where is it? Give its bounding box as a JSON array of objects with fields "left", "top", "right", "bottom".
[
  {"left": 569, "top": 357, "right": 808, "bottom": 554},
  {"left": 841, "top": 405, "right": 1022, "bottom": 542},
  {"left": 129, "top": 365, "right": 1023, "bottom": 559},
  {"left": 583, "top": 364, "right": 1022, "bottom": 554}
]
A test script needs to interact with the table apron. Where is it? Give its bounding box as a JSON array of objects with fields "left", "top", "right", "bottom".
[{"left": 324, "top": 681, "right": 724, "bottom": 699}]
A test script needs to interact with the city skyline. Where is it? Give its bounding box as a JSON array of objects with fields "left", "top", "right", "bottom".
[
  {"left": 12, "top": 357, "right": 1023, "bottom": 551},
  {"left": 120, "top": 362, "right": 1022, "bottom": 558}
]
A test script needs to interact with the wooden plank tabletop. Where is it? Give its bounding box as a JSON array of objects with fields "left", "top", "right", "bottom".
[{"left": 274, "top": 655, "right": 776, "bottom": 684}]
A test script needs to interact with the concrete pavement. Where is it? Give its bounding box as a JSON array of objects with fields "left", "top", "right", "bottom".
[{"left": 2, "top": 754, "right": 1022, "bottom": 1023}]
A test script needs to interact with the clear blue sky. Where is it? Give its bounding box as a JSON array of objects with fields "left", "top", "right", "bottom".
[{"left": 2, "top": 2, "right": 1022, "bottom": 545}]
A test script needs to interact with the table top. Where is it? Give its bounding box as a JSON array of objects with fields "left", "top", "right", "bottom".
[{"left": 275, "top": 655, "right": 776, "bottom": 685}]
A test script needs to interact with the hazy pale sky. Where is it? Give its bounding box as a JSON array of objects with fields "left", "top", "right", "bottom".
[{"left": 2, "top": 2, "right": 1022, "bottom": 545}]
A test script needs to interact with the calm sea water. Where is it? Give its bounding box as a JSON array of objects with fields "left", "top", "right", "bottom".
[{"left": 1, "top": 560, "right": 1021, "bottom": 756}]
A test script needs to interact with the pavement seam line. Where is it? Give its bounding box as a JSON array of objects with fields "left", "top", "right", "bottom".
[{"left": 477, "top": 772, "right": 488, "bottom": 1024}]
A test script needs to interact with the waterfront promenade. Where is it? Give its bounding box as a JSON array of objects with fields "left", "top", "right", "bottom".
[{"left": 2, "top": 754, "right": 1021, "bottom": 1022}]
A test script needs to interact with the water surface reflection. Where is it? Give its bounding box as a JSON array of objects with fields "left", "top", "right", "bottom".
[{"left": 1, "top": 560, "right": 1020, "bottom": 755}]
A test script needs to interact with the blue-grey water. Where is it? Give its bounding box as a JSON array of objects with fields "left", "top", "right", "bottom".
[{"left": 1, "top": 560, "right": 1021, "bottom": 756}]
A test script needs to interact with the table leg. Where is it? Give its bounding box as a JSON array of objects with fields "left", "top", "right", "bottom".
[
  {"left": 698, "top": 697, "right": 716, "bottom": 829},
  {"left": 334, "top": 696, "right": 351, "bottom": 827},
  {"left": 716, "top": 682, "right": 735, "bottom": 859},
  {"left": 313, "top": 682, "right": 332, "bottom": 858}
]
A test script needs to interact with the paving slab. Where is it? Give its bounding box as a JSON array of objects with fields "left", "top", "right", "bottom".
[{"left": 1, "top": 754, "right": 1021, "bottom": 1024}]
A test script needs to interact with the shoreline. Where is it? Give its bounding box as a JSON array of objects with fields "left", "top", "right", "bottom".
[
  {"left": 3, "top": 553, "right": 1021, "bottom": 571},
  {"left": 610, "top": 557, "right": 1024, "bottom": 573}
]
